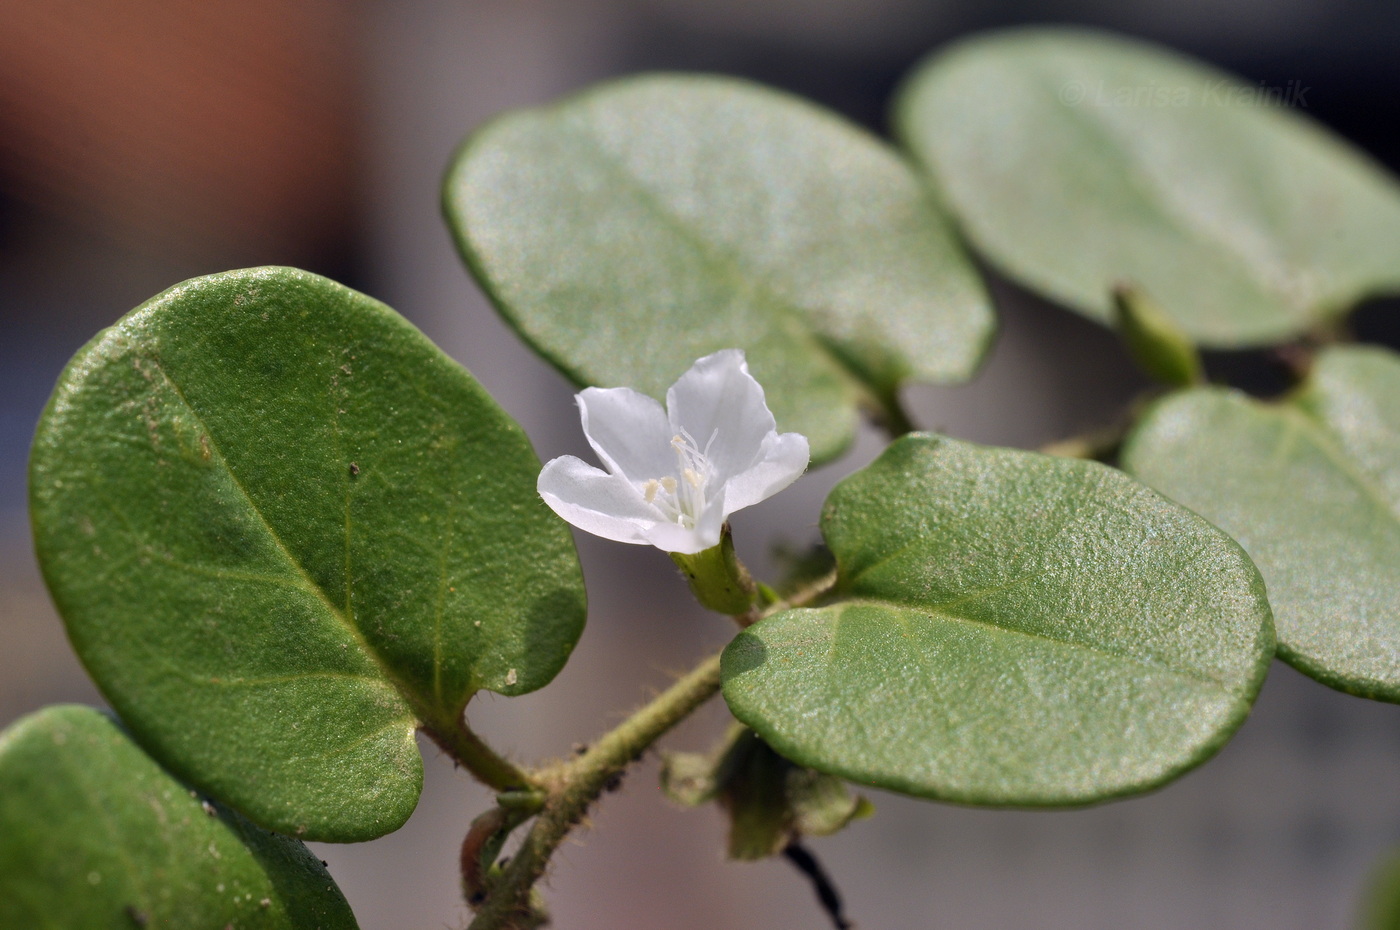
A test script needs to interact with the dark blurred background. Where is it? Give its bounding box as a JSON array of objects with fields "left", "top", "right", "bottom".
[{"left": 3, "top": 2, "right": 1400, "bottom": 928}]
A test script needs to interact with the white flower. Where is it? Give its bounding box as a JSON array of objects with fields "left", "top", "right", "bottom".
[{"left": 538, "top": 350, "right": 810, "bottom": 555}]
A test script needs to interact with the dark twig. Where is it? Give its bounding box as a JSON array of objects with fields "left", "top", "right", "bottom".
[{"left": 783, "top": 839, "right": 854, "bottom": 930}]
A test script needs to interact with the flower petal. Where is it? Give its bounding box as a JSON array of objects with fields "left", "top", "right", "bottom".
[
  {"left": 722, "top": 431, "right": 811, "bottom": 512},
  {"left": 538, "top": 455, "right": 666, "bottom": 546},
  {"left": 578, "top": 386, "right": 674, "bottom": 482},
  {"left": 642, "top": 486, "right": 729, "bottom": 554},
  {"left": 665, "top": 349, "right": 775, "bottom": 479}
]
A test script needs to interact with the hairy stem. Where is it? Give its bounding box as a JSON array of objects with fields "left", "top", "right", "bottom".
[
  {"left": 468, "top": 652, "right": 724, "bottom": 929},
  {"left": 423, "top": 714, "right": 537, "bottom": 793},
  {"left": 463, "top": 573, "right": 838, "bottom": 928}
]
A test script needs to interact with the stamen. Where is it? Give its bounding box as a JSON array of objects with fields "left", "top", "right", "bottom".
[{"left": 645, "top": 429, "right": 715, "bottom": 528}]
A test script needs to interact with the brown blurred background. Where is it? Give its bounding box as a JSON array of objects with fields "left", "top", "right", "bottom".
[{"left": 3, "top": 2, "right": 1400, "bottom": 928}]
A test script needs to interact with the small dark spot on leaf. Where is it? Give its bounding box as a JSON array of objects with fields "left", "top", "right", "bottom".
[
  {"left": 604, "top": 770, "right": 625, "bottom": 793},
  {"left": 321, "top": 860, "right": 329, "bottom": 867},
  {"left": 201, "top": 800, "right": 216, "bottom": 817},
  {"left": 124, "top": 905, "right": 149, "bottom": 927},
  {"left": 349, "top": 462, "right": 360, "bottom": 477}
]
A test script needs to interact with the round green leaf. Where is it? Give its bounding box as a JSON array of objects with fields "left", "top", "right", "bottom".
[
  {"left": 894, "top": 28, "right": 1400, "bottom": 347},
  {"left": 1123, "top": 346, "right": 1400, "bottom": 701},
  {"left": 444, "top": 73, "right": 994, "bottom": 463},
  {"left": 1358, "top": 848, "right": 1400, "bottom": 930},
  {"left": 722, "top": 434, "right": 1273, "bottom": 805},
  {"left": 0, "top": 705, "right": 357, "bottom": 929},
  {"left": 29, "top": 268, "right": 586, "bottom": 841}
]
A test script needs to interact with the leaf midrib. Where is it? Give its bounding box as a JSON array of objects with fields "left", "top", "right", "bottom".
[
  {"left": 557, "top": 117, "right": 880, "bottom": 402},
  {"left": 828, "top": 597, "right": 1232, "bottom": 689},
  {"left": 1022, "top": 59, "right": 1303, "bottom": 318},
  {"left": 1282, "top": 402, "right": 1400, "bottom": 524},
  {"left": 54, "top": 725, "right": 149, "bottom": 917},
  {"left": 840, "top": 489, "right": 1083, "bottom": 595},
  {"left": 147, "top": 354, "right": 420, "bottom": 725}
]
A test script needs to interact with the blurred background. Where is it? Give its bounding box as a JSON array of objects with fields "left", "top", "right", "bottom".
[{"left": 3, "top": 2, "right": 1400, "bottom": 928}]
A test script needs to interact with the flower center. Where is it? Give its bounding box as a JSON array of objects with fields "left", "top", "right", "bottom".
[{"left": 640, "top": 429, "right": 716, "bottom": 528}]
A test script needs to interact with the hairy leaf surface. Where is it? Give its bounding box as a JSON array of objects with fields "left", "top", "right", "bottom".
[
  {"left": 0, "top": 706, "right": 358, "bottom": 929},
  {"left": 446, "top": 74, "right": 994, "bottom": 462},
  {"left": 30, "top": 268, "right": 586, "bottom": 840},
  {"left": 896, "top": 29, "right": 1400, "bottom": 346},
  {"left": 724, "top": 435, "right": 1274, "bottom": 804},
  {"left": 1124, "top": 346, "right": 1400, "bottom": 700}
]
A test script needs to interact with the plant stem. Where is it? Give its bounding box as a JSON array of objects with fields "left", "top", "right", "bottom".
[
  {"left": 460, "top": 808, "right": 509, "bottom": 905},
  {"left": 468, "top": 652, "right": 724, "bottom": 930},
  {"left": 783, "top": 840, "right": 854, "bottom": 930},
  {"left": 1038, "top": 394, "right": 1159, "bottom": 463},
  {"left": 462, "top": 576, "right": 837, "bottom": 928},
  {"left": 873, "top": 389, "right": 917, "bottom": 439},
  {"left": 422, "top": 714, "right": 537, "bottom": 793},
  {"left": 786, "top": 566, "right": 839, "bottom": 607},
  {"left": 1038, "top": 421, "right": 1128, "bottom": 462}
]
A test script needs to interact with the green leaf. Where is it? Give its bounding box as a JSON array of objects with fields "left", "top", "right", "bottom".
[
  {"left": 894, "top": 28, "right": 1400, "bottom": 348},
  {"left": 1358, "top": 848, "right": 1400, "bottom": 930},
  {"left": 723, "top": 434, "right": 1273, "bottom": 805},
  {"left": 444, "top": 74, "right": 994, "bottom": 463},
  {"left": 0, "top": 705, "right": 358, "bottom": 929},
  {"left": 1122, "top": 345, "right": 1400, "bottom": 701},
  {"left": 29, "top": 268, "right": 586, "bottom": 841}
]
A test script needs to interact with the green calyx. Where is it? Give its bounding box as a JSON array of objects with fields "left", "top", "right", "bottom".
[
  {"left": 670, "top": 527, "right": 763, "bottom": 618},
  {"left": 1113, "top": 282, "right": 1205, "bottom": 387}
]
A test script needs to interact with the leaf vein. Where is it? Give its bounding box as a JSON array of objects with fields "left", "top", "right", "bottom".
[
  {"left": 142, "top": 355, "right": 417, "bottom": 718},
  {"left": 833, "top": 598, "right": 1229, "bottom": 689},
  {"left": 559, "top": 120, "right": 874, "bottom": 400}
]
